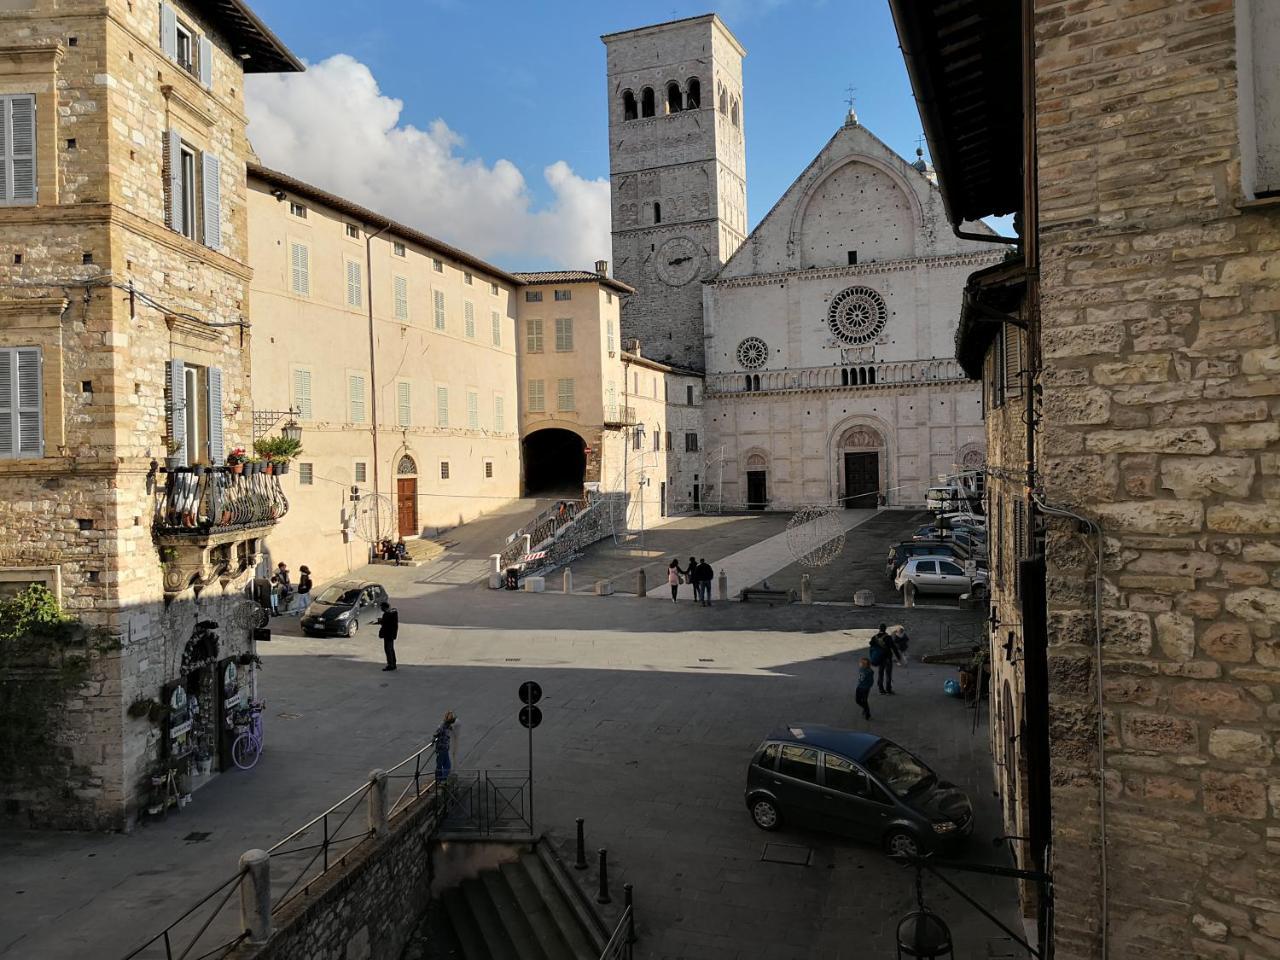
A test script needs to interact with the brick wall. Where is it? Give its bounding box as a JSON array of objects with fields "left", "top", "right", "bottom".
[{"left": 1034, "top": 2, "right": 1280, "bottom": 956}]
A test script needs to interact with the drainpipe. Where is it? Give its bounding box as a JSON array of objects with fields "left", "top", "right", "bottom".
[{"left": 365, "top": 222, "right": 391, "bottom": 537}]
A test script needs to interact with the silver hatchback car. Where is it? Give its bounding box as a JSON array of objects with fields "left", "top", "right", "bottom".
[{"left": 895, "top": 556, "right": 988, "bottom": 598}]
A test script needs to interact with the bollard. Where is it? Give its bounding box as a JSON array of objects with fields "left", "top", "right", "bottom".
[
  {"left": 717, "top": 569, "right": 728, "bottom": 602},
  {"left": 239, "top": 849, "right": 272, "bottom": 944},
  {"left": 800, "top": 573, "right": 812, "bottom": 604},
  {"left": 624, "top": 883, "right": 636, "bottom": 944},
  {"left": 368, "top": 768, "right": 389, "bottom": 837},
  {"left": 521, "top": 534, "right": 532, "bottom": 556},
  {"left": 490, "top": 553, "right": 501, "bottom": 575},
  {"left": 597, "top": 848, "right": 611, "bottom": 904},
  {"left": 563, "top": 568, "right": 573, "bottom": 594},
  {"left": 575, "top": 818, "right": 588, "bottom": 870},
  {"left": 637, "top": 568, "right": 647, "bottom": 598},
  {"left": 904, "top": 581, "right": 916, "bottom": 608}
]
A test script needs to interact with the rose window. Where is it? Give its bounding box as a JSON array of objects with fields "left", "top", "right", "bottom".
[
  {"left": 736, "top": 337, "right": 768, "bottom": 369},
  {"left": 827, "top": 287, "right": 888, "bottom": 345}
]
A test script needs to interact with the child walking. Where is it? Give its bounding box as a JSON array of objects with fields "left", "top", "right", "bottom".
[{"left": 856, "top": 656, "right": 874, "bottom": 721}]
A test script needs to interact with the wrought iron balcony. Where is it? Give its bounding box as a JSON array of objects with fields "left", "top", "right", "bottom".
[{"left": 603, "top": 405, "right": 637, "bottom": 428}]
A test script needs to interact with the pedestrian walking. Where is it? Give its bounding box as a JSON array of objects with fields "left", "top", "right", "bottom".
[
  {"left": 667, "top": 559, "right": 682, "bottom": 602},
  {"left": 294, "top": 565, "right": 312, "bottom": 615},
  {"left": 696, "top": 557, "right": 714, "bottom": 605},
  {"left": 869, "top": 623, "right": 903, "bottom": 694},
  {"left": 275, "top": 562, "right": 292, "bottom": 612},
  {"left": 855, "top": 657, "right": 874, "bottom": 720},
  {"left": 268, "top": 575, "right": 280, "bottom": 616},
  {"left": 375, "top": 600, "right": 399, "bottom": 671},
  {"left": 433, "top": 710, "right": 457, "bottom": 781}
]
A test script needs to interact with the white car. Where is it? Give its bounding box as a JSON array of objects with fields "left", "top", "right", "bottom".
[{"left": 895, "top": 557, "right": 988, "bottom": 599}]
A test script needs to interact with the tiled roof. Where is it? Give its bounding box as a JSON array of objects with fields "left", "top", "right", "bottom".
[
  {"left": 201, "top": 0, "right": 303, "bottom": 73},
  {"left": 511, "top": 271, "right": 636, "bottom": 295}
]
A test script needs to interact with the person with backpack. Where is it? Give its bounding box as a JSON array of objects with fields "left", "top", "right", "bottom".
[
  {"left": 855, "top": 656, "right": 874, "bottom": 721},
  {"left": 869, "top": 623, "right": 902, "bottom": 695}
]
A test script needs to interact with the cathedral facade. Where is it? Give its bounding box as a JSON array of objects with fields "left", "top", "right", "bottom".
[{"left": 606, "top": 15, "right": 999, "bottom": 510}]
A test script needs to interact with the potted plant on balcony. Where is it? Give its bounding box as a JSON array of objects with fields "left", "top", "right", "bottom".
[
  {"left": 253, "top": 436, "right": 303, "bottom": 476},
  {"left": 226, "top": 448, "right": 247, "bottom": 475},
  {"left": 164, "top": 437, "right": 183, "bottom": 471}
]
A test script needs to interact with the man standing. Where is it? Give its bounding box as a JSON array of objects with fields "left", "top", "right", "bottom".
[
  {"left": 696, "top": 558, "right": 714, "bottom": 606},
  {"left": 375, "top": 600, "right": 399, "bottom": 672},
  {"left": 870, "top": 623, "right": 902, "bottom": 695},
  {"left": 433, "top": 711, "right": 457, "bottom": 781},
  {"left": 275, "top": 561, "right": 292, "bottom": 612}
]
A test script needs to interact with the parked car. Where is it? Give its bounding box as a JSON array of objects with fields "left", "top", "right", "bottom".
[
  {"left": 913, "top": 523, "right": 985, "bottom": 541},
  {"left": 886, "top": 539, "right": 973, "bottom": 579},
  {"left": 300, "top": 580, "right": 388, "bottom": 637},
  {"left": 744, "top": 724, "right": 974, "bottom": 857},
  {"left": 895, "top": 557, "right": 988, "bottom": 598}
]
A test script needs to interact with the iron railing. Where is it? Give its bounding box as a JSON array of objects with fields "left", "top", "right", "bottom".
[
  {"left": 118, "top": 867, "right": 250, "bottom": 960},
  {"left": 497, "top": 494, "right": 590, "bottom": 568},
  {"left": 437, "top": 771, "right": 533, "bottom": 836},
  {"left": 599, "top": 905, "right": 635, "bottom": 960},
  {"left": 153, "top": 466, "right": 289, "bottom": 537},
  {"left": 603, "top": 404, "right": 637, "bottom": 427}
]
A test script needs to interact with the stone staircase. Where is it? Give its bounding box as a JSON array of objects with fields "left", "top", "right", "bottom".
[{"left": 407, "top": 842, "right": 608, "bottom": 960}]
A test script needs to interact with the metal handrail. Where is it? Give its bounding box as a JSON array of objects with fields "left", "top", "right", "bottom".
[
  {"left": 599, "top": 905, "right": 634, "bottom": 960},
  {"left": 119, "top": 867, "right": 248, "bottom": 960}
]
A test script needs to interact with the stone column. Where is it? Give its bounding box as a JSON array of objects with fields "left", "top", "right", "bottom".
[
  {"left": 239, "top": 848, "right": 272, "bottom": 944},
  {"left": 637, "top": 568, "right": 647, "bottom": 597},
  {"left": 800, "top": 573, "right": 812, "bottom": 604},
  {"left": 718, "top": 569, "right": 728, "bottom": 602},
  {"left": 368, "top": 768, "right": 389, "bottom": 838}
]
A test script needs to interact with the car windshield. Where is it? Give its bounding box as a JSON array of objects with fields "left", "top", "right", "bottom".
[
  {"left": 864, "top": 743, "right": 935, "bottom": 798},
  {"left": 317, "top": 586, "right": 361, "bottom": 605}
]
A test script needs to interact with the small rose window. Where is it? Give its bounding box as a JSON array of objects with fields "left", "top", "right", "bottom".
[
  {"left": 736, "top": 336, "right": 768, "bottom": 369},
  {"left": 827, "top": 287, "right": 887, "bottom": 345}
]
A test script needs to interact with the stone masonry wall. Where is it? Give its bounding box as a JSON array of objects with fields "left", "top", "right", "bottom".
[{"left": 1034, "top": 2, "right": 1280, "bottom": 957}]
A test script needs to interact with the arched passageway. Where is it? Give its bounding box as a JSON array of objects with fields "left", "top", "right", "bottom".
[{"left": 522, "top": 428, "right": 586, "bottom": 495}]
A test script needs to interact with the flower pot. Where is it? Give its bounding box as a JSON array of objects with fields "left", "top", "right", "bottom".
[
  {"left": 230, "top": 463, "right": 244, "bottom": 475},
  {"left": 196, "top": 757, "right": 213, "bottom": 775},
  {"left": 276, "top": 461, "right": 290, "bottom": 475},
  {"left": 264, "top": 463, "right": 274, "bottom": 475},
  {"left": 165, "top": 456, "right": 181, "bottom": 471}
]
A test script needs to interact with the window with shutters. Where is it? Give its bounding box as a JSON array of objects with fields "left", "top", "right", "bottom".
[
  {"left": 554, "top": 289, "right": 572, "bottom": 302},
  {"left": 433, "top": 290, "right": 446, "bottom": 330},
  {"left": 526, "top": 319, "right": 544, "bottom": 353},
  {"left": 685, "top": 432, "right": 699, "bottom": 452},
  {"left": 995, "top": 496, "right": 1005, "bottom": 588},
  {"left": 435, "top": 386, "right": 449, "bottom": 427},
  {"left": 0, "top": 95, "right": 37, "bottom": 206},
  {"left": 291, "top": 367, "right": 313, "bottom": 419},
  {"left": 298, "top": 462, "right": 314, "bottom": 485},
  {"left": 0, "top": 347, "right": 43, "bottom": 458},
  {"left": 1004, "top": 324, "right": 1023, "bottom": 399},
  {"left": 354, "top": 461, "right": 367, "bottom": 484},
  {"left": 606, "top": 320, "right": 615, "bottom": 354},
  {"left": 393, "top": 276, "right": 409, "bottom": 320},
  {"left": 467, "top": 390, "right": 479, "bottom": 429},
  {"left": 527, "top": 379, "right": 545, "bottom": 413},
  {"left": 491, "top": 310, "right": 501, "bottom": 347},
  {"left": 348, "top": 373, "right": 367, "bottom": 423},
  {"left": 290, "top": 243, "right": 310, "bottom": 296},
  {"left": 554, "top": 318, "right": 573, "bottom": 352},
  {"left": 557, "top": 378, "right": 575, "bottom": 412},
  {"left": 525, "top": 290, "right": 542, "bottom": 303},
  {"left": 464, "top": 300, "right": 476, "bottom": 338},
  {"left": 493, "top": 394, "right": 505, "bottom": 432},
  {"left": 166, "top": 360, "right": 220, "bottom": 466},
  {"left": 396, "top": 381, "right": 411, "bottom": 427},
  {"left": 345, "top": 261, "right": 362, "bottom": 307}
]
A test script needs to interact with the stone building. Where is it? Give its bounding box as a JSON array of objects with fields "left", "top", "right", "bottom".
[
  {"left": 247, "top": 166, "right": 523, "bottom": 577},
  {"left": 893, "top": 1, "right": 1280, "bottom": 957},
  {"left": 0, "top": 0, "right": 299, "bottom": 828}
]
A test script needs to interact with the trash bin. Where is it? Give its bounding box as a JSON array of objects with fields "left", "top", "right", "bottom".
[{"left": 504, "top": 567, "right": 520, "bottom": 590}]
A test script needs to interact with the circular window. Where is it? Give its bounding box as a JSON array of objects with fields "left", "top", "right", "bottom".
[
  {"left": 827, "top": 287, "right": 888, "bottom": 345},
  {"left": 736, "top": 336, "right": 768, "bottom": 369}
]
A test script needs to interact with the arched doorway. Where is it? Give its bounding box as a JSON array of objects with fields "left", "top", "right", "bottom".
[
  {"left": 522, "top": 428, "right": 586, "bottom": 495},
  {"left": 396, "top": 454, "right": 418, "bottom": 538},
  {"left": 836, "top": 424, "right": 886, "bottom": 508},
  {"left": 744, "top": 452, "right": 768, "bottom": 510}
]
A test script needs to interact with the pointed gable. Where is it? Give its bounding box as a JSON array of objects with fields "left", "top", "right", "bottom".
[{"left": 717, "top": 118, "right": 995, "bottom": 280}]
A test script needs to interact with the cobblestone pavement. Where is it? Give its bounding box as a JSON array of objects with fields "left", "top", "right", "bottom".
[{"left": 0, "top": 512, "right": 1019, "bottom": 960}]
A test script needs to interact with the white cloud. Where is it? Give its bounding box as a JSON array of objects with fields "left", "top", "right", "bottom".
[{"left": 245, "top": 54, "right": 610, "bottom": 269}]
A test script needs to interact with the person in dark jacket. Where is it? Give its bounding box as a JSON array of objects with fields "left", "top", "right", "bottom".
[
  {"left": 855, "top": 657, "right": 874, "bottom": 720},
  {"left": 696, "top": 558, "right": 714, "bottom": 606},
  {"left": 375, "top": 601, "right": 399, "bottom": 671},
  {"left": 869, "top": 623, "right": 902, "bottom": 695},
  {"left": 294, "top": 565, "right": 312, "bottom": 615},
  {"left": 433, "top": 711, "right": 457, "bottom": 781}
]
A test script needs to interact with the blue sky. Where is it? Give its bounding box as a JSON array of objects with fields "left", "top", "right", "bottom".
[{"left": 247, "top": 1, "right": 939, "bottom": 269}]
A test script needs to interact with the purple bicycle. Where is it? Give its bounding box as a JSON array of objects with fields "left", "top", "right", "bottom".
[{"left": 231, "top": 700, "right": 265, "bottom": 770}]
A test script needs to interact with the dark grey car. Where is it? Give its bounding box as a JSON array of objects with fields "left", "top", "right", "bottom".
[
  {"left": 744, "top": 724, "right": 974, "bottom": 858},
  {"left": 299, "top": 580, "right": 387, "bottom": 637}
]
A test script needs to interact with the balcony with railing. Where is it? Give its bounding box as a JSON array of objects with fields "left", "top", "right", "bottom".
[
  {"left": 603, "top": 404, "right": 637, "bottom": 428},
  {"left": 707, "top": 359, "right": 968, "bottom": 397}
]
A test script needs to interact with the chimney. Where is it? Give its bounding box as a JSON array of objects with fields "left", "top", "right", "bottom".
[{"left": 594, "top": 259, "right": 609, "bottom": 277}]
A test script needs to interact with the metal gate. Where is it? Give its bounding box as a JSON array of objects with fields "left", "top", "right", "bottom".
[{"left": 439, "top": 771, "right": 532, "bottom": 836}]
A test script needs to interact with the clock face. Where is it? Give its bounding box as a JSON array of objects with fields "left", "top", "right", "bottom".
[{"left": 654, "top": 237, "right": 703, "bottom": 286}]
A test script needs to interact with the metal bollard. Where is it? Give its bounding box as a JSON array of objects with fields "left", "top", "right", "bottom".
[
  {"left": 637, "top": 568, "right": 647, "bottom": 598},
  {"left": 597, "top": 848, "right": 611, "bottom": 904},
  {"left": 239, "top": 849, "right": 272, "bottom": 944},
  {"left": 563, "top": 567, "right": 573, "bottom": 594},
  {"left": 368, "top": 768, "right": 389, "bottom": 837},
  {"left": 904, "top": 581, "right": 916, "bottom": 608},
  {"left": 800, "top": 573, "right": 812, "bottom": 604},
  {"left": 624, "top": 883, "right": 636, "bottom": 944},
  {"left": 575, "top": 818, "right": 588, "bottom": 870},
  {"left": 717, "top": 569, "right": 728, "bottom": 602}
]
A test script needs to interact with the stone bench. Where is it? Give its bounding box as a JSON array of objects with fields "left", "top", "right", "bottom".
[{"left": 740, "top": 587, "right": 795, "bottom": 605}]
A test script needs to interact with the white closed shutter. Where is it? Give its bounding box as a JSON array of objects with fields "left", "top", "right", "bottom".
[
  {"left": 464, "top": 300, "right": 475, "bottom": 338},
  {"left": 436, "top": 386, "right": 448, "bottom": 427},
  {"left": 396, "top": 381, "right": 411, "bottom": 426},
  {"left": 159, "top": 2, "right": 178, "bottom": 60},
  {"left": 346, "top": 261, "right": 361, "bottom": 307},
  {"left": 433, "top": 290, "right": 445, "bottom": 330},
  {"left": 166, "top": 129, "right": 184, "bottom": 235},
  {"left": 1, "top": 95, "right": 36, "bottom": 205},
  {"left": 349, "top": 374, "right": 366, "bottom": 422},
  {"left": 491, "top": 310, "right": 501, "bottom": 346},
  {"left": 467, "top": 390, "right": 479, "bottom": 429},
  {"left": 198, "top": 34, "right": 213, "bottom": 87},
  {"left": 206, "top": 366, "right": 224, "bottom": 464},
  {"left": 290, "top": 243, "right": 309, "bottom": 295},
  {"left": 201, "top": 151, "right": 221, "bottom": 250},
  {"left": 394, "top": 276, "right": 408, "bottom": 320},
  {"left": 292, "top": 368, "right": 312, "bottom": 419},
  {"left": 493, "top": 394, "right": 505, "bottom": 432},
  {"left": 166, "top": 357, "right": 186, "bottom": 462}
]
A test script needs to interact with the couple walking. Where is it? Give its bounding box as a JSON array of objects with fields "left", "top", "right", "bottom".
[
  {"left": 854, "top": 624, "right": 907, "bottom": 721},
  {"left": 667, "top": 556, "right": 714, "bottom": 605}
]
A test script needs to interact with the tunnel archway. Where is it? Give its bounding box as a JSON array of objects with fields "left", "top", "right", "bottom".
[{"left": 522, "top": 428, "right": 586, "bottom": 495}]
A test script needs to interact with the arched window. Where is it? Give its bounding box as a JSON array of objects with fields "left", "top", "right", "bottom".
[
  {"left": 840, "top": 369, "right": 849, "bottom": 386},
  {"left": 744, "top": 374, "right": 753, "bottom": 391},
  {"left": 666, "top": 81, "right": 683, "bottom": 113},
  {"left": 622, "top": 90, "right": 637, "bottom": 121},
  {"left": 858, "top": 368, "right": 867, "bottom": 385},
  {"left": 397, "top": 454, "right": 418, "bottom": 475},
  {"left": 752, "top": 374, "right": 760, "bottom": 392},
  {"left": 718, "top": 86, "right": 727, "bottom": 114},
  {"left": 641, "top": 87, "right": 655, "bottom": 118},
  {"left": 653, "top": 201, "right": 662, "bottom": 224},
  {"left": 686, "top": 77, "right": 701, "bottom": 109},
  {"left": 731, "top": 97, "right": 739, "bottom": 127},
  {"left": 868, "top": 367, "right": 876, "bottom": 384}
]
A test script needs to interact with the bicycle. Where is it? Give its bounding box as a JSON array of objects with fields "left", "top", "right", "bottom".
[{"left": 231, "top": 700, "right": 266, "bottom": 770}]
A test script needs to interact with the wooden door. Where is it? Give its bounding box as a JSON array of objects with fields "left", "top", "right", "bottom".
[
  {"left": 843, "top": 452, "right": 879, "bottom": 508},
  {"left": 746, "top": 471, "right": 767, "bottom": 510},
  {"left": 396, "top": 478, "right": 418, "bottom": 537}
]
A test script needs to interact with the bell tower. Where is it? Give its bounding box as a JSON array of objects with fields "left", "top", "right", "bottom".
[{"left": 602, "top": 14, "right": 747, "bottom": 372}]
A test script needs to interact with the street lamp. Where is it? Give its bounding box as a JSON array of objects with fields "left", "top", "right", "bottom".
[{"left": 281, "top": 416, "right": 302, "bottom": 443}]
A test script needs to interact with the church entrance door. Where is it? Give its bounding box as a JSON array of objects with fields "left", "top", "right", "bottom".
[
  {"left": 843, "top": 452, "right": 878, "bottom": 509},
  {"left": 747, "top": 471, "right": 767, "bottom": 510}
]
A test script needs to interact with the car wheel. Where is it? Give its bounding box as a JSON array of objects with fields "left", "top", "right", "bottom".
[
  {"left": 345, "top": 619, "right": 358, "bottom": 638},
  {"left": 884, "top": 829, "right": 920, "bottom": 859},
  {"left": 750, "top": 797, "right": 781, "bottom": 831}
]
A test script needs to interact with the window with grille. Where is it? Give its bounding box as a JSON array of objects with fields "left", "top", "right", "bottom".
[
  {"left": 298, "top": 462, "right": 314, "bottom": 485},
  {"left": 0, "top": 346, "right": 42, "bottom": 458},
  {"left": 396, "top": 381, "right": 411, "bottom": 426},
  {"left": 526, "top": 290, "right": 542, "bottom": 302},
  {"left": 555, "top": 318, "right": 574, "bottom": 352},
  {"left": 484, "top": 460, "right": 494, "bottom": 479},
  {"left": 433, "top": 258, "right": 443, "bottom": 273},
  {"left": 464, "top": 272, "right": 473, "bottom": 286},
  {"left": 393, "top": 276, "right": 409, "bottom": 320},
  {"left": 491, "top": 310, "right": 501, "bottom": 346},
  {"left": 348, "top": 374, "right": 366, "bottom": 422},
  {"left": 685, "top": 432, "right": 699, "bottom": 452},
  {"left": 393, "top": 241, "right": 406, "bottom": 257},
  {"left": 345, "top": 261, "right": 362, "bottom": 307},
  {"left": 554, "top": 289, "right": 571, "bottom": 301},
  {"left": 433, "top": 290, "right": 446, "bottom": 330},
  {"left": 440, "top": 461, "right": 450, "bottom": 480},
  {"left": 526, "top": 319, "right": 544, "bottom": 353},
  {"left": 467, "top": 390, "right": 479, "bottom": 429},
  {"left": 527, "top": 380, "right": 545, "bottom": 412},
  {"left": 292, "top": 368, "right": 312, "bottom": 420},
  {"left": 494, "top": 394, "right": 505, "bottom": 432},
  {"left": 354, "top": 461, "right": 367, "bottom": 483},
  {"left": 436, "top": 386, "right": 449, "bottom": 427},
  {"left": 557, "top": 378, "right": 575, "bottom": 411},
  {"left": 464, "top": 300, "right": 476, "bottom": 338}
]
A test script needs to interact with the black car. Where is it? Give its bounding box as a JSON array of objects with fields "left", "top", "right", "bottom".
[
  {"left": 744, "top": 724, "right": 974, "bottom": 858},
  {"left": 300, "top": 580, "right": 388, "bottom": 637}
]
